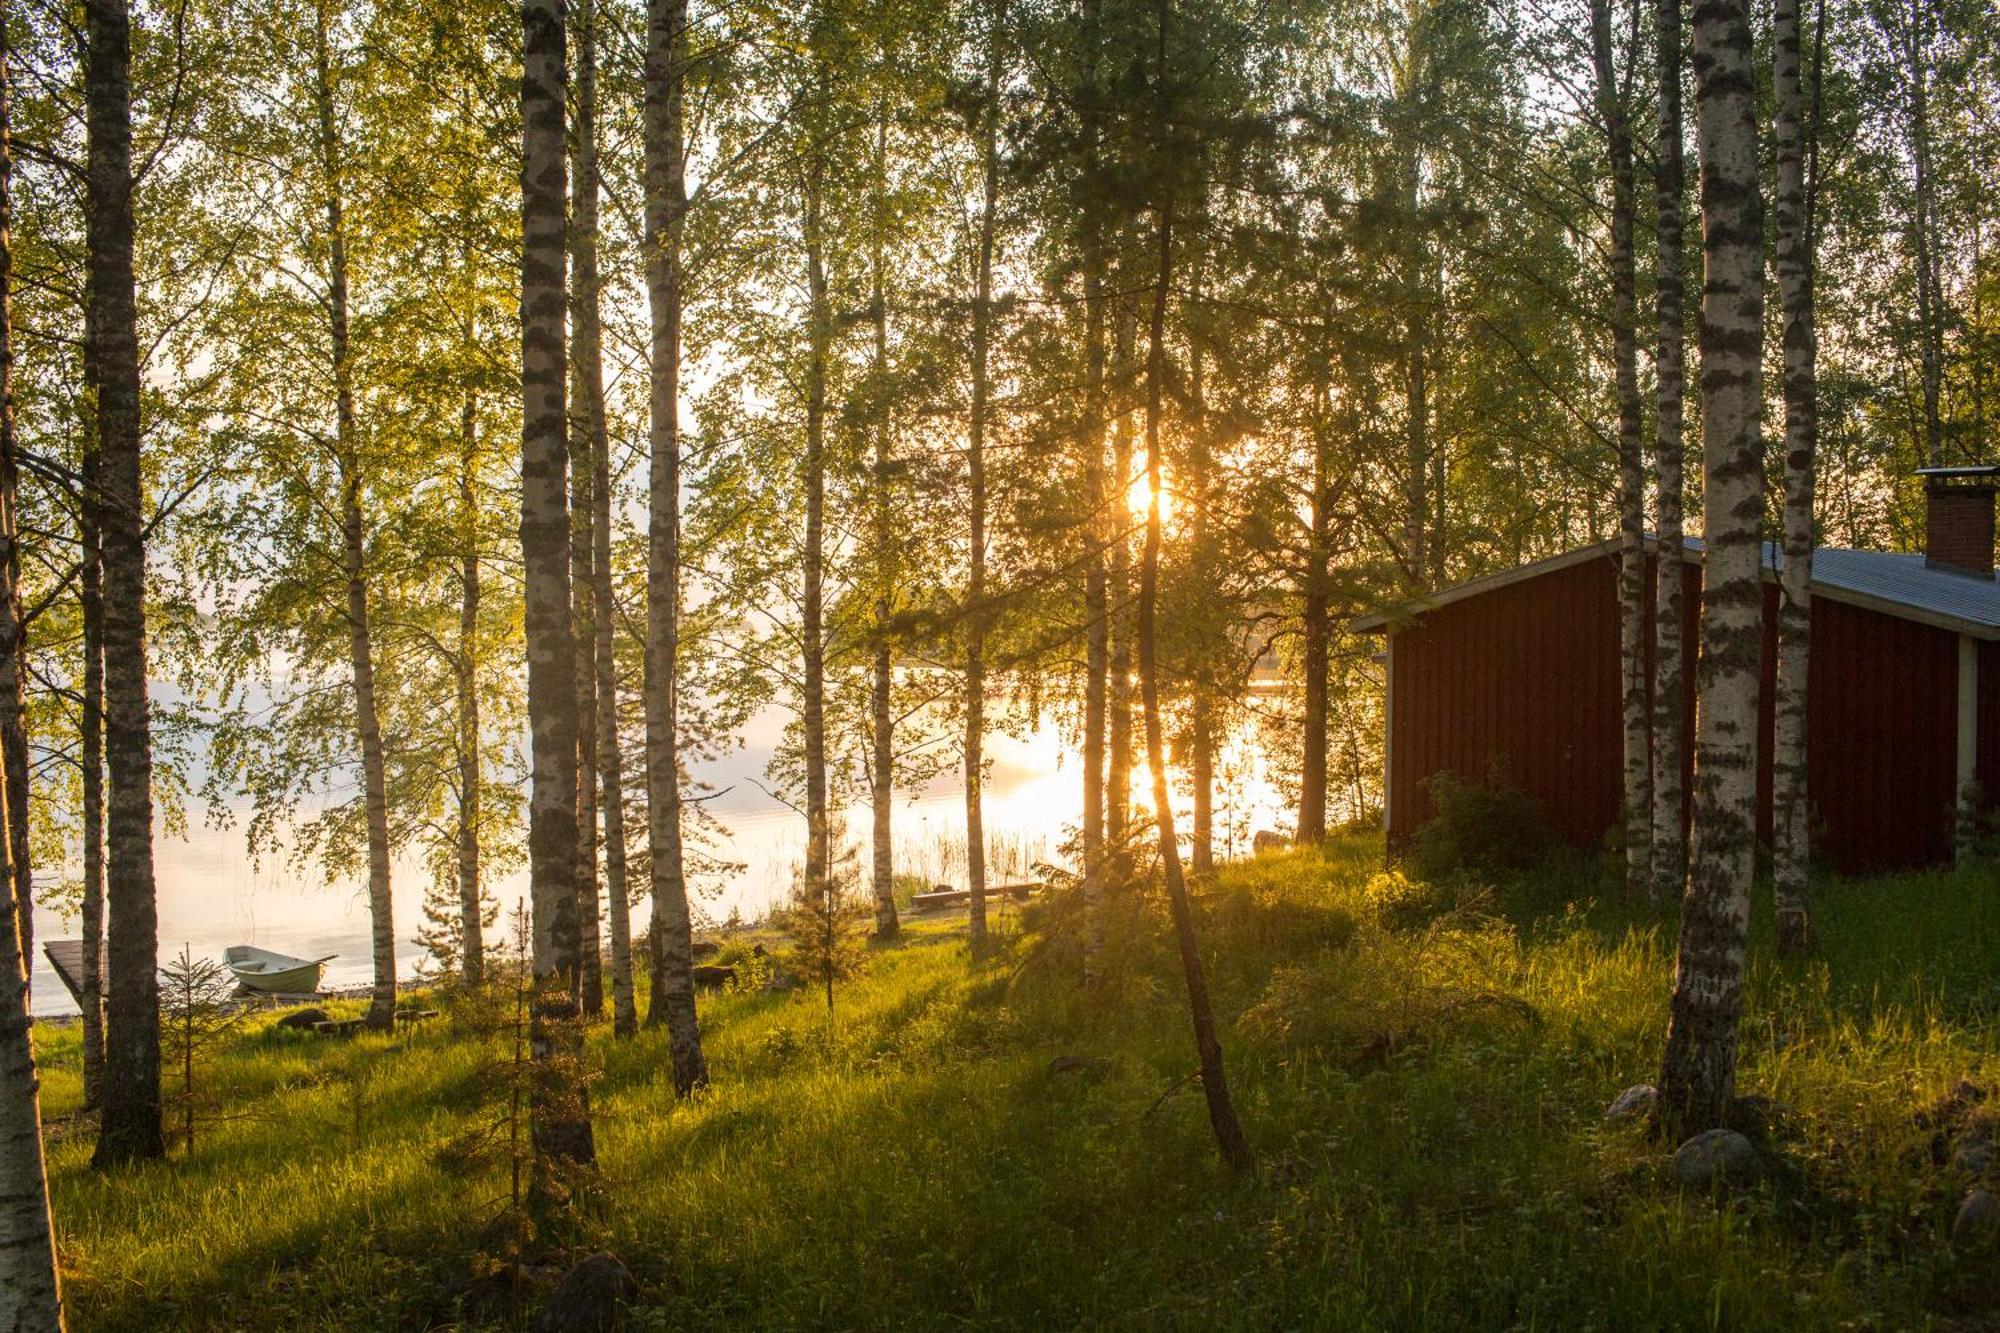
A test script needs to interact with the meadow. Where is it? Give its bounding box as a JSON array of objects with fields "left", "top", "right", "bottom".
[{"left": 36, "top": 836, "right": 2000, "bottom": 1330}]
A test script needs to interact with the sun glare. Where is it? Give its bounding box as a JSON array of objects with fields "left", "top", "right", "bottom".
[{"left": 1126, "top": 469, "right": 1173, "bottom": 525}]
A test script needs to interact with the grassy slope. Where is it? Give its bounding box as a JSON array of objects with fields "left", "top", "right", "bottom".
[{"left": 37, "top": 837, "right": 2000, "bottom": 1330}]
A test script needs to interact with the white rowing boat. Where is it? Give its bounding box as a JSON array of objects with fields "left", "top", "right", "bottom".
[{"left": 223, "top": 945, "right": 335, "bottom": 995}]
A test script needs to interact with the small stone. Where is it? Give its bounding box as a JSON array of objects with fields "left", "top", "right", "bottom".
[
  {"left": 275, "top": 1007, "right": 331, "bottom": 1030},
  {"left": 1671, "top": 1128, "right": 1763, "bottom": 1189},
  {"left": 1605, "top": 1084, "right": 1658, "bottom": 1123},
  {"left": 1954, "top": 1188, "right": 2000, "bottom": 1248},
  {"left": 690, "top": 939, "right": 721, "bottom": 960},
  {"left": 1252, "top": 829, "right": 1289, "bottom": 854},
  {"left": 1954, "top": 1135, "right": 1998, "bottom": 1177},
  {"left": 760, "top": 970, "right": 801, "bottom": 994},
  {"left": 1048, "top": 1054, "right": 1106, "bottom": 1076},
  {"left": 532, "top": 1252, "right": 638, "bottom": 1333},
  {"left": 691, "top": 964, "right": 736, "bottom": 991}
]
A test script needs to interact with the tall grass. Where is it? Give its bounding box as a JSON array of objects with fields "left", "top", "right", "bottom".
[{"left": 35, "top": 838, "right": 2000, "bottom": 1329}]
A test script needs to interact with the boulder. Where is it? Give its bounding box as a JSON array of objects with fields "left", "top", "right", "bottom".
[
  {"left": 1954, "top": 1188, "right": 2000, "bottom": 1249},
  {"left": 1604, "top": 1084, "right": 1658, "bottom": 1123},
  {"left": 761, "top": 970, "right": 802, "bottom": 994},
  {"left": 1670, "top": 1128, "right": 1763, "bottom": 1189},
  {"left": 690, "top": 940, "right": 721, "bottom": 960},
  {"left": 1952, "top": 1133, "right": 1997, "bottom": 1178},
  {"left": 275, "top": 1007, "right": 332, "bottom": 1031},
  {"left": 1252, "top": 830, "right": 1289, "bottom": 855},
  {"left": 691, "top": 965, "right": 735, "bottom": 991},
  {"left": 532, "top": 1252, "right": 638, "bottom": 1333},
  {"left": 1047, "top": 1054, "right": 1107, "bottom": 1076}
]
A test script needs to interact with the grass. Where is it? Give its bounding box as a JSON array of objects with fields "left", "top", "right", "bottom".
[{"left": 35, "top": 834, "right": 2000, "bottom": 1330}]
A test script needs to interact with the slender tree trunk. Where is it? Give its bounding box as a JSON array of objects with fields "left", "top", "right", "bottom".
[
  {"left": 1772, "top": 0, "right": 1818, "bottom": 950},
  {"left": 1107, "top": 302, "right": 1136, "bottom": 882},
  {"left": 88, "top": 0, "right": 163, "bottom": 1170},
  {"left": 313, "top": 13, "right": 396, "bottom": 1031},
  {"left": 1903, "top": 14, "right": 1943, "bottom": 467},
  {"left": 1651, "top": 0, "right": 1688, "bottom": 902},
  {"left": 869, "top": 115, "right": 900, "bottom": 942},
  {"left": 640, "top": 0, "right": 705, "bottom": 1087},
  {"left": 80, "top": 449, "right": 106, "bottom": 1102},
  {"left": 1190, "top": 708, "right": 1215, "bottom": 873},
  {"left": 1404, "top": 321, "right": 1429, "bottom": 584},
  {"left": 455, "top": 400, "right": 485, "bottom": 988},
  {"left": 964, "top": 22, "right": 1003, "bottom": 951},
  {"left": 1656, "top": 0, "right": 1767, "bottom": 1140},
  {"left": 0, "top": 24, "right": 62, "bottom": 1311},
  {"left": 1079, "top": 0, "right": 1108, "bottom": 979},
  {"left": 801, "top": 156, "right": 832, "bottom": 969},
  {"left": 1592, "top": 0, "right": 1653, "bottom": 901},
  {"left": 585, "top": 0, "right": 635, "bottom": 1030},
  {"left": 1139, "top": 185, "right": 1252, "bottom": 1174},
  {"left": 519, "top": 0, "right": 595, "bottom": 1176},
  {"left": 567, "top": 0, "right": 606, "bottom": 1018},
  {"left": 1299, "top": 387, "right": 1331, "bottom": 843}
]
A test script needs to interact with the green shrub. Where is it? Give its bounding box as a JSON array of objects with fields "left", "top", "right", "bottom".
[{"left": 1408, "top": 770, "right": 1553, "bottom": 880}]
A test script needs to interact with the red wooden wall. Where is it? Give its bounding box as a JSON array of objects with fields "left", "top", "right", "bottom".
[{"left": 1386, "top": 552, "right": 1966, "bottom": 875}]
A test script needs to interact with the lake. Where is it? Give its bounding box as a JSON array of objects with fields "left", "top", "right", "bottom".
[{"left": 27, "top": 713, "right": 1291, "bottom": 1016}]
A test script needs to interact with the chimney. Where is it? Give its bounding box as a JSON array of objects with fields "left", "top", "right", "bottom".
[{"left": 1922, "top": 466, "right": 2000, "bottom": 579}]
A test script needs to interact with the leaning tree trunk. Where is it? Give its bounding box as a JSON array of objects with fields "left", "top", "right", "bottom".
[
  {"left": 455, "top": 399, "right": 485, "bottom": 988},
  {"left": 1079, "top": 0, "right": 1108, "bottom": 980},
  {"left": 1656, "top": 0, "right": 1767, "bottom": 1140},
  {"left": 963, "top": 22, "right": 1002, "bottom": 952},
  {"left": 80, "top": 449, "right": 106, "bottom": 1103},
  {"left": 1650, "top": 0, "right": 1689, "bottom": 902},
  {"left": 567, "top": 0, "right": 607, "bottom": 1018},
  {"left": 1592, "top": 0, "right": 1652, "bottom": 901},
  {"left": 585, "top": 0, "right": 635, "bottom": 1033},
  {"left": 0, "top": 771, "right": 61, "bottom": 1327},
  {"left": 1138, "top": 194, "right": 1252, "bottom": 1175},
  {"left": 88, "top": 0, "right": 163, "bottom": 1169},
  {"left": 640, "top": 0, "right": 706, "bottom": 1088},
  {"left": 520, "top": 0, "right": 595, "bottom": 1179},
  {"left": 1771, "top": 0, "right": 1818, "bottom": 950},
  {"left": 868, "top": 112, "right": 900, "bottom": 941},
  {"left": 0, "top": 28, "right": 62, "bottom": 1314},
  {"left": 313, "top": 14, "right": 396, "bottom": 1032}
]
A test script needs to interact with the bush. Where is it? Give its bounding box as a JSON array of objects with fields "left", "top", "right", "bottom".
[{"left": 1407, "top": 770, "right": 1552, "bottom": 881}]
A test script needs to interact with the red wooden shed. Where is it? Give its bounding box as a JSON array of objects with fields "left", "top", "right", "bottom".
[{"left": 1353, "top": 469, "right": 2000, "bottom": 876}]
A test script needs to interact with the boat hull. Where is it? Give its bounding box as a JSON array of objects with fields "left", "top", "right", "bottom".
[{"left": 225, "top": 958, "right": 327, "bottom": 995}]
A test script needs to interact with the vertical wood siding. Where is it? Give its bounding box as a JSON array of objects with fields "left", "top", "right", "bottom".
[{"left": 1386, "top": 553, "right": 1961, "bottom": 874}]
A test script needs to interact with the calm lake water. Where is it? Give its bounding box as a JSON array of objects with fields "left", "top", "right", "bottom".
[{"left": 27, "top": 712, "right": 1290, "bottom": 1017}]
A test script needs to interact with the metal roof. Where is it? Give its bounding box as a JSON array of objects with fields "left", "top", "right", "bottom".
[{"left": 1350, "top": 538, "right": 2000, "bottom": 641}]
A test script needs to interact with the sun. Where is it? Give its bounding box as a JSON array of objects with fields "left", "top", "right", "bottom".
[{"left": 1126, "top": 469, "right": 1173, "bottom": 525}]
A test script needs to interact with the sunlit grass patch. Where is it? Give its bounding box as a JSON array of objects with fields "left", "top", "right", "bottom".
[{"left": 37, "top": 837, "right": 2000, "bottom": 1329}]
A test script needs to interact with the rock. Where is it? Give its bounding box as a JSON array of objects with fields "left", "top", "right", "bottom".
[
  {"left": 761, "top": 970, "right": 801, "bottom": 994},
  {"left": 750, "top": 943, "right": 769, "bottom": 959},
  {"left": 275, "top": 1007, "right": 331, "bottom": 1030},
  {"left": 1953, "top": 1134, "right": 1997, "bottom": 1177},
  {"left": 1047, "top": 1054, "right": 1106, "bottom": 1076},
  {"left": 532, "top": 1252, "right": 638, "bottom": 1333},
  {"left": 690, "top": 939, "right": 721, "bottom": 960},
  {"left": 1954, "top": 1188, "right": 2000, "bottom": 1248},
  {"left": 1252, "top": 830, "right": 1289, "bottom": 855},
  {"left": 1604, "top": 1084, "right": 1658, "bottom": 1123},
  {"left": 691, "top": 964, "right": 735, "bottom": 991},
  {"left": 1671, "top": 1128, "right": 1763, "bottom": 1189}
]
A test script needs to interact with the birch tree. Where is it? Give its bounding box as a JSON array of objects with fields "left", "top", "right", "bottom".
[
  {"left": 1656, "top": 0, "right": 1768, "bottom": 1138},
  {"left": 520, "top": 0, "right": 595, "bottom": 1177},
  {"left": 1590, "top": 0, "right": 1651, "bottom": 901},
  {"left": 0, "top": 13, "right": 62, "bottom": 1309},
  {"left": 641, "top": 0, "right": 707, "bottom": 1086},
  {"left": 1771, "top": 0, "right": 1820, "bottom": 951},
  {"left": 88, "top": 0, "right": 164, "bottom": 1169},
  {"left": 1650, "top": 0, "right": 1689, "bottom": 901}
]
